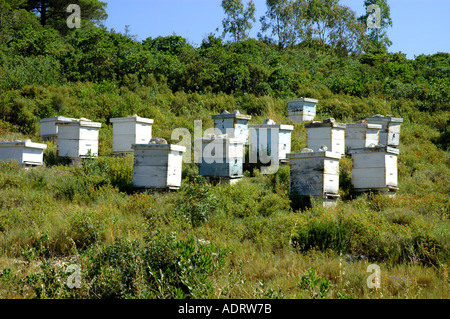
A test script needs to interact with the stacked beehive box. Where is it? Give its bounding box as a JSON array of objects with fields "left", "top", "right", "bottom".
[
  {"left": 39, "top": 116, "right": 78, "bottom": 142},
  {"left": 56, "top": 119, "right": 102, "bottom": 159},
  {"left": 197, "top": 136, "right": 244, "bottom": 184},
  {"left": 132, "top": 138, "right": 186, "bottom": 190},
  {"left": 287, "top": 98, "right": 318, "bottom": 123},
  {"left": 0, "top": 140, "right": 47, "bottom": 166},
  {"left": 110, "top": 115, "right": 154, "bottom": 154},
  {"left": 345, "top": 120, "right": 382, "bottom": 154},
  {"left": 212, "top": 110, "right": 251, "bottom": 145},
  {"left": 248, "top": 119, "right": 294, "bottom": 165},
  {"left": 287, "top": 148, "right": 341, "bottom": 207},
  {"left": 349, "top": 145, "right": 399, "bottom": 196},
  {"left": 305, "top": 118, "right": 346, "bottom": 156},
  {"left": 365, "top": 114, "right": 403, "bottom": 147}
]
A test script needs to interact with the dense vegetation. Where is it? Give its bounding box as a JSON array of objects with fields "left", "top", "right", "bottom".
[{"left": 0, "top": 0, "right": 448, "bottom": 299}]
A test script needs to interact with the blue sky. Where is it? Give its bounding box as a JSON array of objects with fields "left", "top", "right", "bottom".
[{"left": 102, "top": 0, "right": 450, "bottom": 59}]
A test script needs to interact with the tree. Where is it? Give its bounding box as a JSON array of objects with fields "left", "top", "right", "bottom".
[
  {"left": 358, "top": 0, "right": 393, "bottom": 50},
  {"left": 22, "top": 0, "right": 107, "bottom": 32},
  {"left": 258, "top": 0, "right": 298, "bottom": 49},
  {"left": 221, "top": 0, "right": 256, "bottom": 43}
]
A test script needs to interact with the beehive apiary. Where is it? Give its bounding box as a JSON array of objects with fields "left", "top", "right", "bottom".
[
  {"left": 304, "top": 118, "right": 346, "bottom": 156},
  {"left": 365, "top": 114, "right": 403, "bottom": 147},
  {"left": 287, "top": 97, "right": 318, "bottom": 123},
  {"left": 0, "top": 140, "right": 47, "bottom": 166},
  {"left": 345, "top": 120, "right": 382, "bottom": 154},
  {"left": 39, "top": 116, "right": 77, "bottom": 142},
  {"left": 211, "top": 110, "right": 251, "bottom": 144},
  {"left": 287, "top": 149, "right": 340, "bottom": 207},
  {"left": 132, "top": 139, "right": 186, "bottom": 190},
  {"left": 349, "top": 145, "right": 399, "bottom": 196},
  {"left": 110, "top": 115, "right": 154, "bottom": 154},
  {"left": 56, "top": 119, "right": 101, "bottom": 159},
  {"left": 248, "top": 119, "right": 294, "bottom": 163},
  {"left": 196, "top": 136, "right": 244, "bottom": 181}
]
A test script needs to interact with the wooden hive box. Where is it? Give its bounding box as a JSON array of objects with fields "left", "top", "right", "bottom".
[
  {"left": 39, "top": 116, "right": 78, "bottom": 142},
  {"left": 0, "top": 141, "right": 47, "bottom": 166},
  {"left": 349, "top": 145, "right": 399, "bottom": 196},
  {"left": 132, "top": 142, "right": 186, "bottom": 190},
  {"left": 287, "top": 150, "right": 340, "bottom": 206},
  {"left": 287, "top": 98, "right": 318, "bottom": 123},
  {"left": 305, "top": 118, "right": 346, "bottom": 156},
  {"left": 345, "top": 121, "right": 382, "bottom": 154},
  {"left": 56, "top": 119, "right": 102, "bottom": 158},
  {"left": 196, "top": 137, "right": 244, "bottom": 179},
  {"left": 365, "top": 114, "right": 403, "bottom": 147},
  {"left": 110, "top": 115, "right": 154, "bottom": 154},
  {"left": 211, "top": 110, "right": 251, "bottom": 145},
  {"left": 248, "top": 121, "right": 294, "bottom": 163}
]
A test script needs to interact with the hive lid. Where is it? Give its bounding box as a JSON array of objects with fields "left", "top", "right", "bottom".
[
  {"left": 365, "top": 114, "right": 404, "bottom": 123},
  {"left": 248, "top": 124, "right": 294, "bottom": 131},
  {"left": 346, "top": 120, "right": 382, "bottom": 129},
  {"left": 110, "top": 114, "right": 154, "bottom": 124},
  {"left": 304, "top": 118, "right": 346, "bottom": 129},
  {"left": 348, "top": 145, "right": 400, "bottom": 155},
  {"left": 55, "top": 119, "right": 102, "bottom": 128},
  {"left": 195, "top": 137, "right": 244, "bottom": 144},
  {"left": 211, "top": 110, "right": 251, "bottom": 120},
  {"left": 287, "top": 150, "right": 341, "bottom": 159},
  {"left": 39, "top": 116, "right": 77, "bottom": 123},
  {"left": 132, "top": 143, "right": 186, "bottom": 152},
  {"left": 286, "top": 97, "right": 318, "bottom": 104},
  {"left": 0, "top": 140, "right": 48, "bottom": 150}
]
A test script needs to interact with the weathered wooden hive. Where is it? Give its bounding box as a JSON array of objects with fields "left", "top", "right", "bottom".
[
  {"left": 196, "top": 136, "right": 244, "bottom": 181},
  {"left": 0, "top": 140, "right": 47, "bottom": 166},
  {"left": 287, "top": 149, "right": 341, "bottom": 207},
  {"left": 345, "top": 120, "right": 382, "bottom": 154},
  {"left": 132, "top": 138, "right": 186, "bottom": 190},
  {"left": 211, "top": 110, "right": 251, "bottom": 145},
  {"left": 56, "top": 119, "right": 102, "bottom": 159},
  {"left": 304, "top": 118, "right": 346, "bottom": 156},
  {"left": 349, "top": 145, "right": 399, "bottom": 196},
  {"left": 110, "top": 115, "right": 154, "bottom": 154},
  {"left": 39, "top": 116, "right": 77, "bottom": 142},
  {"left": 248, "top": 119, "right": 294, "bottom": 163},
  {"left": 287, "top": 98, "right": 318, "bottom": 123},
  {"left": 365, "top": 114, "right": 403, "bottom": 147}
]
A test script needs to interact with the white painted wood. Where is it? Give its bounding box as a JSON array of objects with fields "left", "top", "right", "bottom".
[
  {"left": 131, "top": 143, "right": 185, "bottom": 189},
  {"left": 287, "top": 98, "right": 318, "bottom": 123},
  {"left": 305, "top": 119, "right": 346, "bottom": 155},
  {"left": 349, "top": 146, "right": 399, "bottom": 191},
  {"left": 56, "top": 120, "right": 101, "bottom": 158},
  {"left": 39, "top": 116, "right": 77, "bottom": 137},
  {"left": 287, "top": 151, "right": 340, "bottom": 197},
  {"left": 110, "top": 116, "right": 154, "bottom": 153},
  {"left": 0, "top": 141, "right": 47, "bottom": 166},
  {"left": 365, "top": 115, "right": 403, "bottom": 147},
  {"left": 345, "top": 122, "right": 381, "bottom": 153},
  {"left": 212, "top": 110, "right": 251, "bottom": 144},
  {"left": 248, "top": 123, "right": 294, "bottom": 162}
]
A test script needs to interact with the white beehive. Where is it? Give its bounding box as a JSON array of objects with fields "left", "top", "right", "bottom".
[
  {"left": 110, "top": 115, "right": 154, "bottom": 154},
  {"left": 287, "top": 149, "right": 341, "bottom": 207},
  {"left": 0, "top": 140, "right": 47, "bottom": 166},
  {"left": 39, "top": 116, "right": 78, "bottom": 142},
  {"left": 196, "top": 136, "right": 244, "bottom": 180},
  {"left": 349, "top": 145, "right": 399, "bottom": 195},
  {"left": 211, "top": 110, "right": 251, "bottom": 144},
  {"left": 132, "top": 140, "right": 186, "bottom": 190},
  {"left": 345, "top": 121, "right": 382, "bottom": 154},
  {"left": 365, "top": 115, "right": 403, "bottom": 147},
  {"left": 248, "top": 120, "right": 294, "bottom": 163},
  {"left": 287, "top": 98, "right": 318, "bottom": 123},
  {"left": 56, "top": 119, "right": 102, "bottom": 158},
  {"left": 305, "top": 118, "right": 346, "bottom": 156}
]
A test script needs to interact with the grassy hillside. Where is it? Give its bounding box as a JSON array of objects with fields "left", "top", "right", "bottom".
[{"left": 0, "top": 3, "right": 448, "bottom": 299}]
